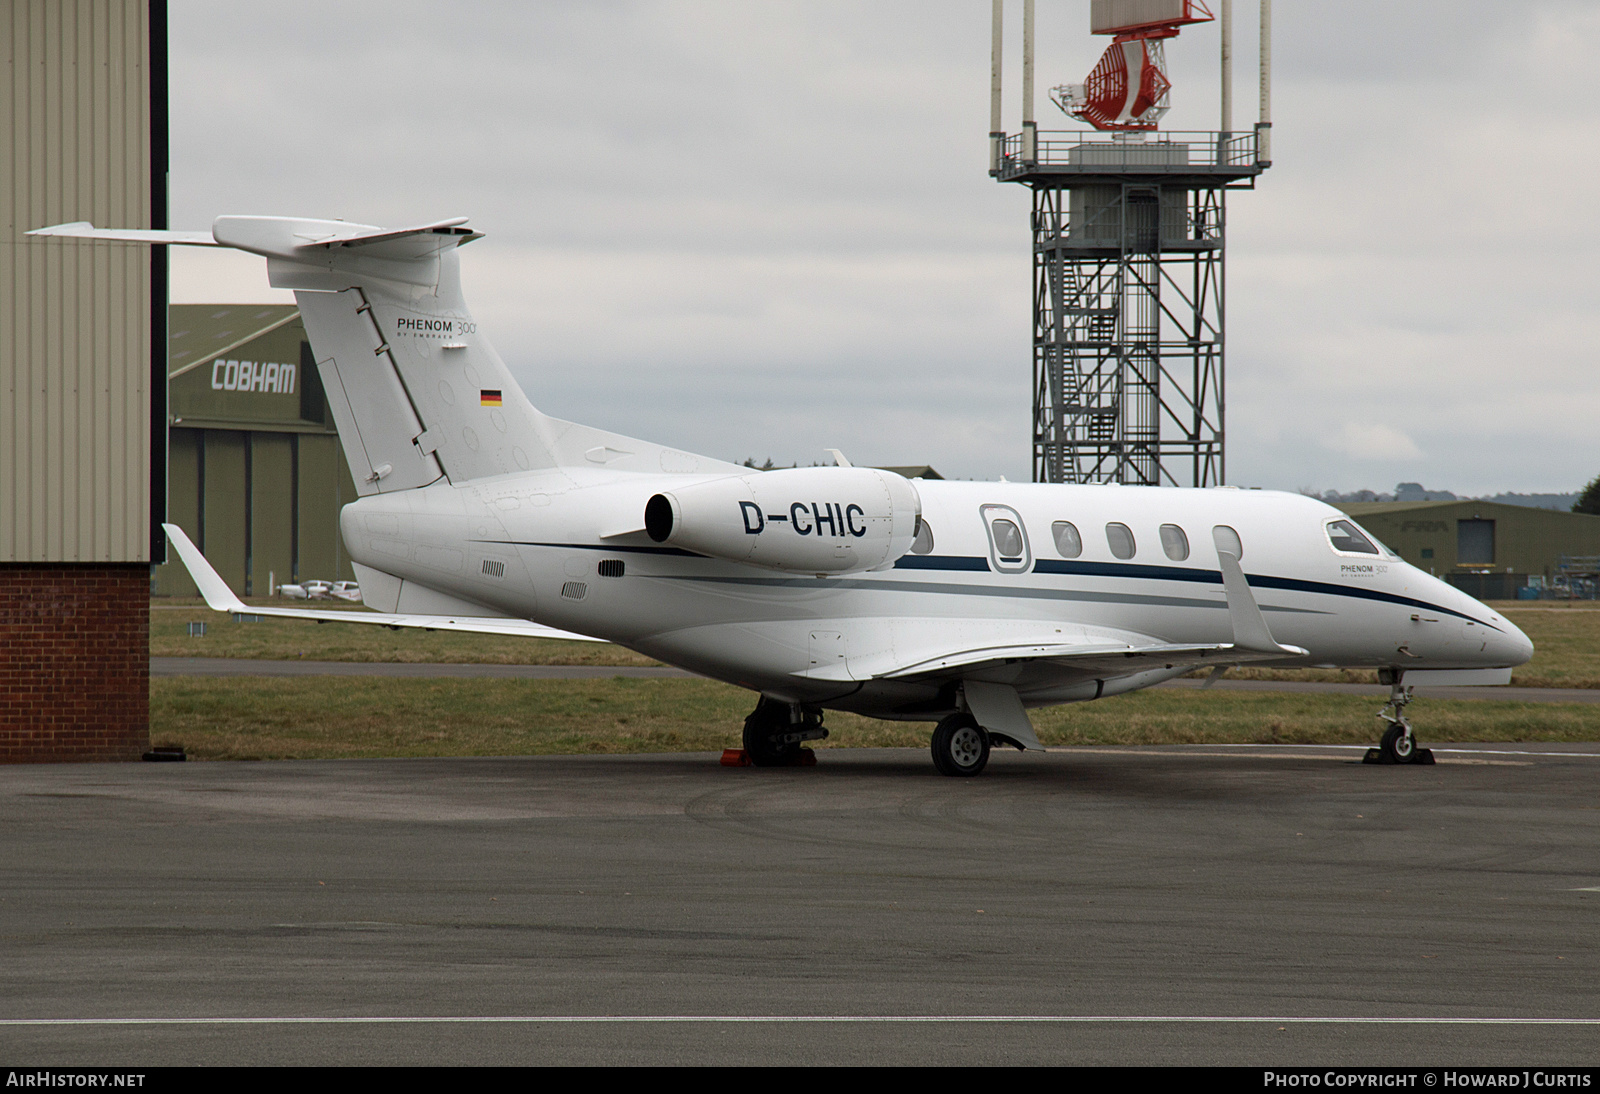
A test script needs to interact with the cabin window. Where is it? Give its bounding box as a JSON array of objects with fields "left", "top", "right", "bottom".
[
  {"left": 1159, "top": 524, "right": 1189, "bottom": 562},
  {"left": 1051, "top": 521, "right": 1082, "bottom": 558},
  {"left": 1212, "top": 525, "right": 1243, "bottom": 560},
  {"left": 990, "top": 519, "right": 1024, "bottom": 558},
  {"left": 911, "top": 521, "right": 935, "bottom": 555},
  {"left": 1326, "top": 520, "right": 1379, "bottom": 555},
  {"left": 1105, "top": 522, "right": 1136, "bottom": 560}
]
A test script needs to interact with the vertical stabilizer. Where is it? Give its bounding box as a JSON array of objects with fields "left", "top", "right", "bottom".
[
  {"left": 210, "top": 216, "right": 562, "bottom": 492},
  {"left": 30, "top": 214, "right": 739, "bottom": 486}
]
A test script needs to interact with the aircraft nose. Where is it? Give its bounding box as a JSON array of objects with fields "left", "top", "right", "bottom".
[{"left": 1493, "top": 618, "right": 1534, "bottom": 667}]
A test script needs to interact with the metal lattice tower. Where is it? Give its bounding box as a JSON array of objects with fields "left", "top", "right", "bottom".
[
  {"left": 1002, "top": 143, "right": 1261, "bottom": 485},
  {"left": 990, "top": 0, "right": 1272, "bottom": 486}
]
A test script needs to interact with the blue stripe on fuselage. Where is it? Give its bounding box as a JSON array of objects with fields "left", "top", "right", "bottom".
[
  {"left": 491, "top": 543, "right": 1500, "bottom": 632},
  {"left": 895, "top": 554, "right": 1499, "bottom": 630},
  {"left": 892, "top": 555, "right": 991, "bottom": 572}
]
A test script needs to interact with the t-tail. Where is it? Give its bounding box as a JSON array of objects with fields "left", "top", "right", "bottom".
[{"left": 27, "top": 215, "right": 731, "bottom": 494}]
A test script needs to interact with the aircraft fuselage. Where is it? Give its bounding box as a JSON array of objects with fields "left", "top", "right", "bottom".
[{"left": 338, "top": 469, "right": 1533, "bottom": 720}]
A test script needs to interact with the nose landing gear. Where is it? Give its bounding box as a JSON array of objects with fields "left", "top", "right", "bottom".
[{"left": 1364, "top": 669, "right": 1436, "bottom": 765}]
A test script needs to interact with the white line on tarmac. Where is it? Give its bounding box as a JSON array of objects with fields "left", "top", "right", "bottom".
[
  {"left": 4, "top": 1016, "right": 1600, "bottom": 1027},
  {"left": 1127, "top": 744, "right": 1600, "bottom": 760}
]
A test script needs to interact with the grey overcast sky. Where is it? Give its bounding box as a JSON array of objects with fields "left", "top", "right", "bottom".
[{"left": 167, "top": 1, "right": 1600, "bottom": 494}]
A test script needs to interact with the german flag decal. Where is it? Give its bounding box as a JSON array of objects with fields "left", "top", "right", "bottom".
[{"left": 480, "top": 389, "right": 502, "bottom": 407}]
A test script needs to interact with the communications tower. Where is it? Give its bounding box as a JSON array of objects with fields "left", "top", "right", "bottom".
[{"left": 990, "top": 0, "right": 1272, "bottom": 486}]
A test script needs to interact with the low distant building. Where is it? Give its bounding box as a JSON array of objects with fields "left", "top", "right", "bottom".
[
  {"left": 155, "top": 305, "right": 357, "bottom": 597},
  {"left": 1337, "top": 499, "right": 1600, "bottom": 599}
]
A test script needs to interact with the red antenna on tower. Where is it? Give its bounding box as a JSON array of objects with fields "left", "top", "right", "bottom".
[{"left": 1052, "top": 0, "right": 1214, "bottom": 131}]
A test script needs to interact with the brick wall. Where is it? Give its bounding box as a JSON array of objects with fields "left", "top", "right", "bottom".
[{"left": 0, "top": 565, "right": 149, "bottom": 763}]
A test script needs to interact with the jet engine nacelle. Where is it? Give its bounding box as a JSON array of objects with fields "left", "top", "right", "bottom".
[{"left": 646, "top": 466, "right": 921, "bottom": 575}]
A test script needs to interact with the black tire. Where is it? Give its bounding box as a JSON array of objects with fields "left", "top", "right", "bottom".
[
  {"left": 1379, "top": 723, "right": 1417, "bottom": 764},
  {"left": 743, "top": 699, "right": 795, "bottom": 767},
  {"left": 931, "top": 714, "right": 990, "bottom": 777}
]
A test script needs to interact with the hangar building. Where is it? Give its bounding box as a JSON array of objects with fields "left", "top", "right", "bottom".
[
  {"left": 154, "top": 305, "right": 358, "bottom": 597},
  {"left": 1338, "top": 500, "right": 1600, "bottom": 600},
  {"left": 2, "top": 0, "right": 162, "bottom": 762}
]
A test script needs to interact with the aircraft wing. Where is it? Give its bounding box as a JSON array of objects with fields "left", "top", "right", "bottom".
[
  {"left": 796, "top": 633, "right": 1301, "bottom": 682},
  {"left": 872, "top": 637, "right": 1296, "bottom": 681},
  {"left": 162, "top": 523, "right": 603, "bottom": 642},
  {"left": 795, "top": 549, "right": 1308, "bottom": 682}
]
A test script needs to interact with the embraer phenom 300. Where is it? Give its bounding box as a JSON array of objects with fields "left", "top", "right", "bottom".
[{"left": 32, "top": 216, "right": 1533, "bottom": 775}]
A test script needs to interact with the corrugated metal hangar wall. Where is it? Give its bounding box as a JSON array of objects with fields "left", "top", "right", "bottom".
[{"left": 1, "top": 0, "right": 162, "bottom": 761}]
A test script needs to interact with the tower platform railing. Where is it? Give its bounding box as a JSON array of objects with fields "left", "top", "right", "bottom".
[{"left": 994, "top": 127, "right": 1268, "bottom": 184}]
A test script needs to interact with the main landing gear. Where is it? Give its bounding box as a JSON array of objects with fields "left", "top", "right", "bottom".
[
  {"left": 742, "top": 696, "right": 828, "bottom": 767},
  {"left": 1364, "top": 669, "right": 1436, "bottom": 765},
  {"left": 931, "top": 713, "right": 990, "bottom": 778}
]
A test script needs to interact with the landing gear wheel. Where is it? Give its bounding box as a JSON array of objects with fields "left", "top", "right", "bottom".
[
  {"left": 743, "top": 699, "right": 795, "bottom": 768},
  {"left": 1364, "top": 673, "right": 1434, "bottom": 765},
  {"left": 931, "top": 714, "right": 990, "bottom": 777},
  {"left": 1379, "top": 723, "right": 1416, "bottom": 765}
]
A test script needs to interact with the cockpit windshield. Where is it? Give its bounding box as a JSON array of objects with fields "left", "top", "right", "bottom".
[{"left": 1326, "top": 519, "right": 1379, "bottom": 555}]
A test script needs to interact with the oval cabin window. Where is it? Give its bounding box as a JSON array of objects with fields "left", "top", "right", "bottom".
[
  {"left": 1051, "top": 521, "right": 1082, "bottom": 558},
  {"left": 1105, "top": 523, "right": 1136, "bottom": 560},
  {"left": 1159, "top": 524, "right": 1189, "bottom": 562},
  {"left": 990, "top": 519, "right": 1024, "bottom": 559}
]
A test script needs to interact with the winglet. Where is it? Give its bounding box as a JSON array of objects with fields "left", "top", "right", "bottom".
[
  {"left": 162, "top": 524, "right": 247, "bottom": 612},
  {"left": 1216, "top": 549, "right": 1303, "bottom": 656}
]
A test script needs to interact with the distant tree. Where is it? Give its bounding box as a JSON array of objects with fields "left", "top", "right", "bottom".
[{"left": 1575, "top": 474, "right": 1600, "bottom": 515}]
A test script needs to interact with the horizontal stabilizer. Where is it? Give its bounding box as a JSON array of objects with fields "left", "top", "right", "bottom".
[
  {"left": 26, "top": 222, "right": 218, "bottom": 246},
  {"left": 162, "top": 524, "right": 602, "bottom": 642},
  {"left": 29, "top": 217, "right": 483, "bottom": 261},
  {"left": 212, "top": 215, "right": 483, "bottom": 264},
  {"left": 302, "top": 217, "right": 481, "bottom": 250}
]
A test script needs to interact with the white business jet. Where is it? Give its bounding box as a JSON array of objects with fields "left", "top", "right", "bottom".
[{"left": 32, "top": 216, "right": 1534, "bottom": 776}]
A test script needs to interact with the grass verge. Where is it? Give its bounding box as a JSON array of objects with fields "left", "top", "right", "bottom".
[
  {"left": 152, "top": 676, "right": 1600, "bottom": 762},
  {"left": 150, "top": 601, "right": 1600, "bottom": 687}
]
